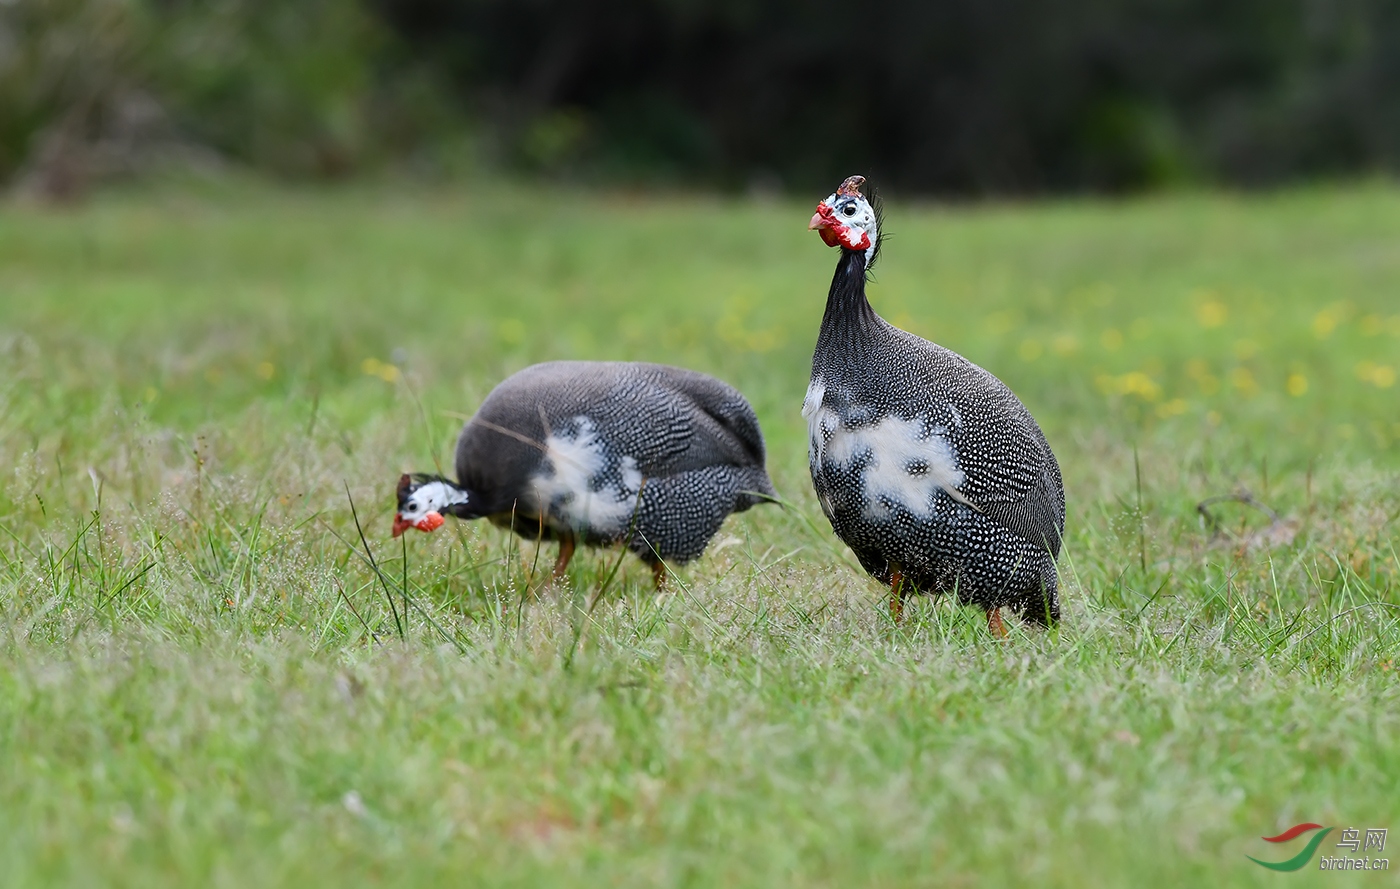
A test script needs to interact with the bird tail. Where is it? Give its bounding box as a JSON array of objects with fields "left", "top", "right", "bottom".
[
  {"left": 1016, "top": 566, "right": 1061, "bottom": 627},
  {"left": 737, "top": 468, "right": 780, "bottom": 510}
]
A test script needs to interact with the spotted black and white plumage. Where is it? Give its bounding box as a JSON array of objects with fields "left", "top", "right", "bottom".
[
  {"left": 395, "top": 361, "right": 777, "bottom": 579},
  {"left": 806, "top": 176, "right": 1065, "bottom": 626}
]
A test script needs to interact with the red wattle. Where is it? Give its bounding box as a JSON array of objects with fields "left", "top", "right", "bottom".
[
  {"left": 838, "top": 228, "right": 872, "bottom": 251},
  {"left": 810, "top": 200, "right": 869, "bottom": 251}
]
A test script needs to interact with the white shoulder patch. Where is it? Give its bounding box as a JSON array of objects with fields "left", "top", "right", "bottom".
[
  {"left": 805, "top": 377, "right": 852, "bottom": 471},
  {"left": 817, "top": 413, "right": 973, "bottom": 519},
  {"left": 530, "top": 416, "right": 641, "bottom": 534},
  {"left": 802, "top": 376, "right": 826, "bottom": 419}
]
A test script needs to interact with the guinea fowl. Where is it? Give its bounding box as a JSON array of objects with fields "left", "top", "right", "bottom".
[
  {"left": 393, "top": 361, "right": 777, "bottom": 587},
  {"left": 804, "top": 176, "right": 1065, "bottom": 635}
]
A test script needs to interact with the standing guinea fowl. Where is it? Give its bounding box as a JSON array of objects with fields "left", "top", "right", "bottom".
[
  {"left": 392, "top": 361, "right": 777, "bottom": 587},
  {"left": 804, "top": 176, "right": 1065, "bottom": 635}
]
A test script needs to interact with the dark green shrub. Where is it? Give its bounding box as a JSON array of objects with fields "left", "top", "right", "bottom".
[{"left": 0, "top": 0, "right": 464, "bottom": 195}]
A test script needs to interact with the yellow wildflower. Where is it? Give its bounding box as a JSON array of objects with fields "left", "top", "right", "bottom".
[
  {"left": 1229, "top": 367, "right": 1258, "bottom": 395},
  {"left": 1311, "top": 304, "right": 1349, "bottom": 338},
  {"left": 498, "top": 318, "right": 526, "bottom": 345},
  {"left": 361, "top": 358, "right": 401, "bottom": 383},
  {"left": 985, "top": 310, "right": 1016, "bottom": 334},
  {"left": 1356, "top": 361, "right": 1396, "bottom": 388},
  {"left": 1156, "top": 398, "right": 1188, "bottom": 418},
  {"left": 1097, "top": 371, "right": 1162, "bottom": 401},
  {"left": 1195, "top": 300, "right": 1227, "bottom": 328}
]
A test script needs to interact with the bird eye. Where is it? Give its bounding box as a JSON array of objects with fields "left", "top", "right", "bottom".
[{"left": 842, "top": 204, "right": 857, "bottom": 217}]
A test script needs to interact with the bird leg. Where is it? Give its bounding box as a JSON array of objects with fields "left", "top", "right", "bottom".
[
  {"left": 652, "top": 562, "right": 667, "bottom": 589},
  {"left": 551, "top": 534, "right": 576, "bottom": 581},
  {"left": 889, "top": 566, "right": 904, "bottom": 624},
  {"left": 986, "top": 607, "right": 1008, "bottom": 639}
]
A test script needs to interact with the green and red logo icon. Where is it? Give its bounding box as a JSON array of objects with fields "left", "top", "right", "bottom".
[{"left": 1249, "top": 823, "right": 1334, "bottom": 871}]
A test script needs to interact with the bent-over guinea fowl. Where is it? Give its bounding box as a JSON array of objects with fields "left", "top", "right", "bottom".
[
  {"left": 393, "top": 361, "right": 777, "bottom": 586},
  {"left": 805, "top": 176, "right": 1065, "bottom": 636}
]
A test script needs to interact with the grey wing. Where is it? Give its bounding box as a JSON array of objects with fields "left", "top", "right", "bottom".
[
  {"left": 584, "top": 368, "right": 776, "bottom": 502},
  {"left": 910, "top": 344, "right": 1066, "bottom": 555},
  {"left": 640, "top": 365, "right": 768, "bottom": 468},
  {"left": 961, "top": 414, "right": 1065, "bottom": 556}
]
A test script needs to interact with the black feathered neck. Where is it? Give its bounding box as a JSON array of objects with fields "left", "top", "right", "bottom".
[
  {"left": 825, "top": 248, "right": 874, "bottom": 316},
  {"left": 813, "top": 178, "right": 891, "bottom": 368}
]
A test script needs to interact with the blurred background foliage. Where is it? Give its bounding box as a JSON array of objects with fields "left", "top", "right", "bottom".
[
  {"left": 0, "top": 0, "right": 462, "bottom": 197},
  {"left": 4, "top": 0, "right": 1400, "bottom": 197}
]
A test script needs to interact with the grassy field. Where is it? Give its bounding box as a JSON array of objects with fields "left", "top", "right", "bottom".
[{"left": 1, "top": 179, "right": 1397, "bottom": 887}]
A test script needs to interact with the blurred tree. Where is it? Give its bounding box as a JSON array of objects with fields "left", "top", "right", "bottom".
[
  {"left": 4, "top": 0, "right": 1400, "bottom": 195},
  {"left": 0, "top": 0, "right": 461, "bottom": 197},
  {"left": 0, "top": 0, "right": 155, "bottom": 198},
  {"left": 377, "top": 0, "right": 1400, "bottom": 193},
  {"left": 150, "top": 0, "right": 388, "bottom": 178}
]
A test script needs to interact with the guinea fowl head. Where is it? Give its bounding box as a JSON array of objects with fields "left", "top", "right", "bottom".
[
  {"left": 391, "top": 473, "right": 457, "bottom": 537},
  {"left": 809, "top": 175, "right": 882, "bottom": 266}
]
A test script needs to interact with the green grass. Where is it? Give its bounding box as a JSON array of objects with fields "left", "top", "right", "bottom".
[{"left": 1, "top": 180, "right": 1397, "bottom": 887}]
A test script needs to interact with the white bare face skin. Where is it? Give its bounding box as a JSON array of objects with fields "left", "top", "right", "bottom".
[
  {"left": 399, "top": 480, "right": 467, "bottom": 524},
  {"left": 822, "top": 192, "right": 879, "bottom": 263}
]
